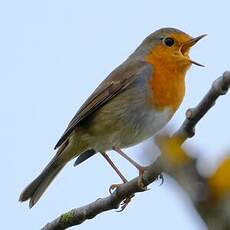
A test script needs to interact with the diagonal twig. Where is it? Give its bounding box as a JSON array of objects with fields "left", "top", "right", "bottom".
[
  {"left": 173, "top": 71, "right": 230, "bottom": 144},
  {"left": 42, "top": 71, "right": 230, "bottom": 230}
]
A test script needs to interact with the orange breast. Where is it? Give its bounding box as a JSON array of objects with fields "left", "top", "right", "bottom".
[{"left": 146, "top": 46, "right": 188, "bottom": 112}]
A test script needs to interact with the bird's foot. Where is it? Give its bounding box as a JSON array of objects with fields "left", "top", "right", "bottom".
[
  {"left": 137, "top": 167, "right": 148, "bottom": 190},
  {"left": 109, "top": 183, "right": 123, "bottom": 194},
  {"left": 109, "top": 183, "right": 135, "bottom": 211},
  {"left": 117, "top": 194, "right": 135, "bottom": 212}
]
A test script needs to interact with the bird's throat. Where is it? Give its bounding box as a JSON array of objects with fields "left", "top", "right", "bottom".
[{"left": 146, "top": 50, "right": 188, "bottom": 112}]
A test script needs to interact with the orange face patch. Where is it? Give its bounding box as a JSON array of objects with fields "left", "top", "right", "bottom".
[{"left": 145, "top": 39, "right": 191, "bottom": 112}]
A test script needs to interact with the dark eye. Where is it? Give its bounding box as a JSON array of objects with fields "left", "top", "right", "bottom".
[{"left": 163, "top": 37, "right": 175, "bottom": 47}]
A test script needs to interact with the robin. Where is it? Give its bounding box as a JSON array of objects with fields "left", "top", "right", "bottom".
[{"left": 19, "top": 27, "right": 206, "bottom": 208}]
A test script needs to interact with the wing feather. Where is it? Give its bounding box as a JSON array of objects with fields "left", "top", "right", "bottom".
[{"left": 54, "top": 61, "right": 152, "bottom": 149}]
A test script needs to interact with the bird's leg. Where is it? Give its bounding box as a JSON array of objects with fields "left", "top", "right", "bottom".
[
  {"left": 100, "top": 152, "right": 127, "bottom": 184},
  {"left": 112, "top": 147, "right": 147, "bottom": 174},
  {"left": 100, "top": 152, "right": 134, "bottom": 211},
  {"left": 112, "top": 146, "right": 148, "bottom": 188},
  {"left": 100, "top": 152, "right": 128, "bottom": 193}
]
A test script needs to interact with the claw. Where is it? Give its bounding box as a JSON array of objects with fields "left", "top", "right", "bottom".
[
  {"left": 158, "top": 173, "right": 164, "bottom": 186},
  {"left": 108, "top": 183, "right": 134, "bottom": 211},
  {"left": 109, "top": 183, "right": 122, "bottom": 194},
  {"left": 116, "top": 194, "right": 135, "bottom": 212}
]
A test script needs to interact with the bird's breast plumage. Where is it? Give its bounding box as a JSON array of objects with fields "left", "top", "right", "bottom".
[
  {"left": 76, "top": 73, "right": 174, "bottom": 151},
  {"left": 146, "top": 44, "right": 188, "bottom": 112}
]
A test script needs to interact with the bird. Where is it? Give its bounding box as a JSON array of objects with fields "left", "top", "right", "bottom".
[{"left": 19, "top": 27, "right": 206, "bottom": 208}]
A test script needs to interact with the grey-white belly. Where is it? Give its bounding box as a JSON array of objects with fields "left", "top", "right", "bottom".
[
  {"left": 81, "top": 99, "right": 173, "bottom": 152},
  {"left": 108, "top": 107, "right": 173, "bottom": 149}
]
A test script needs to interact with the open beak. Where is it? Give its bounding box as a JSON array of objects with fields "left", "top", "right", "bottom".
[{"left": 181, "top": 34, "right": 207, "bottom": 67}]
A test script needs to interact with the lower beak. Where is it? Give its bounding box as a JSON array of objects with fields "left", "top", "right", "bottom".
[{"left": 181, "top": 34, "right": 207, "bottom": 67}]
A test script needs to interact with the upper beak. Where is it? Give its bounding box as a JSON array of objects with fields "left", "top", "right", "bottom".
[{"left": 181, "top": 34, "right": 207, "bottom": 67}]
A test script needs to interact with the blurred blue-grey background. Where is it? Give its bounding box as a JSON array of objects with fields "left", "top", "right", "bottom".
[{"left": 1, "top": 0, "right": 230, "bottom": 229}]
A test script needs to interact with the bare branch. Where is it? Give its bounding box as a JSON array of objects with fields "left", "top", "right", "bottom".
[
  {"left": 173, "top": 71, "right": 230, "bottom": 144},
  {"left": 42, "top": 71, "right": 230, "bottom": 230},
  {"left": 42, "top": 158, "right": 163, "bottom": 230}
]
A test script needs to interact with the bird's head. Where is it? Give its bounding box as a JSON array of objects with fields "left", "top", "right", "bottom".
[{"left": 135, "top": 28, "right": 206, "bottom": 71}]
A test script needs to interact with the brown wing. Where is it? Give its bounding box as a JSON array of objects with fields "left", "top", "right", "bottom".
[{"left": 54, "top": 60, "right": 152, "bottom": 149}]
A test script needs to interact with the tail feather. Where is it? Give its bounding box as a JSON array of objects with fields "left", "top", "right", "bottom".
[
  {"left": 19, "top": 134, "right": 85, "bottom": 208},
  {"left": 19, "top": 159, "right": 65, "bottom": 208},
  {"left": 19, "top": 139, "right": 73, "bottom": 208}
]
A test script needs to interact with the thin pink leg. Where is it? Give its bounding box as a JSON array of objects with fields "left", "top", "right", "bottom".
[
  {"left": 100, "top": 152, "right": 127, "bottom": 183},
  {"left": 112, "top": 146, "right": 146, "bottom": 174},
  {"left": 100, "top": 151, "right": 136, "bottom": 211}
]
